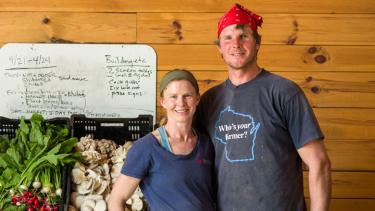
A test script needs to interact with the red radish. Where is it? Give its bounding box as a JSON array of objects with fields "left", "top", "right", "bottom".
[
  {"left": 28, "top": 198, "right": 35, "bottom": 205},
  {"left": 40, "top": 205, "right": 48, "bottom": 211},
  {"left": 11, "top": 196, "right": 20, "bottom": 204},
  {"left": 21, "top": 195, "right": 28, "bottom": 203},
  {"left": 34, "top": 199, "right": 41, "bottom": 209}
]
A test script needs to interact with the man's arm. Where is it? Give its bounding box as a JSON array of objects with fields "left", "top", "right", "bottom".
[
  {"left": 108, "top": 174, "right": 141, "bottom": 211},
  {"left": 298, "top": 139, "right": 331, "bottom": 211}
]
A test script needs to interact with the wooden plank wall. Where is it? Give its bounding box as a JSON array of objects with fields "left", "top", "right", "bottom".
[{"left": 0, "top": 0, "right": 374, "bottom": 210}]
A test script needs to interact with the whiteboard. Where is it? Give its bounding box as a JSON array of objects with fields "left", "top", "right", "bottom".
[{"left": 0, "top": 43, "right": 156, "bottom": 123}]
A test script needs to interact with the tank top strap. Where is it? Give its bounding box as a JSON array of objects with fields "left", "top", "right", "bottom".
[{"left": 157, "top": 126, "right": 173, "bottom": 153}]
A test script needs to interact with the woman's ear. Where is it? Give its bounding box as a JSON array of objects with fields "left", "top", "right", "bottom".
[{"left": 160, "top": 96, "right": 167, "bottom": 109}]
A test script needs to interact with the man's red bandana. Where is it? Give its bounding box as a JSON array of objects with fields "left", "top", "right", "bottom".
[{"left": 217, "top": 3, "right": 263, "bottom": 37}]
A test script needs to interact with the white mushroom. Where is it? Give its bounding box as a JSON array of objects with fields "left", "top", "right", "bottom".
[
  {"left": 134, "top": 187, "right": 144, "bottom": 198},
  {"left": 77, "top": 136, "right": 97, "bottom": 152},
  {"left": 95, "top": 180, "right": 109, "bottom": 195},
  {"left": 76, "top": 194, "right": 86, "bottom": 208},
  {"left": 70, "top": 192, "right": 86, "bottom": 208},
  {"left": 81, "top": 199, "right": 96, "bottom": 211},
  {"left": 70, "top": 138, "right": 147, "bottom": 210},
  {"left": 111, "top": 146, "right": 126, "bottom": 163},
  {"left": 86, "top": 194, "right": 104, "bottom": 201},
  {"left": 92, "top": 179, "right": 102, "bottom": 192},
  {"left": 124, "top": 141, "right": 133, "bottom": 151},
  {"left": 94, "top": 199, "right": 107, "bottom": 211},
  {"left": 81, "top": 205, "right": 94, "bottom": 211},
  {"left": 72, "top": 167, "right": 86, "bottom": 185},
  {"left": 96, "top": 139, "right": 117, "bottom": 157},
  {"left": 93, "top": 165, "right": 104, "bottom": 175},
  {"left": 68, "top": 205, "right": 78, "bottom": 211},
  {"left": 74, "top": 161, "right": 86, "bottom": 170},
  {"left": 111, "top": 162, "right": 124, "bottom": 184},
  {"left": 82, "top": 151, "right": 106, "bottom": 164},
  {"left": 86, "top": 169, "right": 100, "bottom": 180},
  {"left": 77, "top": 180, "right": 93, "bottom": 195},
  {"left": 131, "top": 197, "right": 143, "bottom": 211},
  {"left": 126, "top": 198, "right": 132, "bottom": 205}
]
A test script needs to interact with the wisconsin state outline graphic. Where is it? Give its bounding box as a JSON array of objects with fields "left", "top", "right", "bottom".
[{"left": 214, "top": 106, "right": 261, "bottom": 162}]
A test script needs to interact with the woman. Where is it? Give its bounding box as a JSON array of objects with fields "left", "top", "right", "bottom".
[{"left": 108, "top": 69, "right": 215, "bottom": 211}]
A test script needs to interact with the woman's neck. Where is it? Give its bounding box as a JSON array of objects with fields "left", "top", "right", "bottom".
[{"left": 164, "top": 122, "right": 195, "bottom": 143}]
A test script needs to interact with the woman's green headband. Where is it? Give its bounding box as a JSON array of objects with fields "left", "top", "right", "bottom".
[{"left": 160, "top": 69, "right": 199, "bottom": 96}]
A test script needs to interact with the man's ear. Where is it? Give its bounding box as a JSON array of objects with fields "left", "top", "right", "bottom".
[
  {"left": 255, "top": 43, "right": 260, "bottom": 54},
  {"left": 215, "top": 38, "right": 222, "bottom": 52},
  {"left": 217, "top": 44, "right": 223, "bottom": 55},
  {"left": 195, "top": 95, "right": 200, "bottom": 106}
]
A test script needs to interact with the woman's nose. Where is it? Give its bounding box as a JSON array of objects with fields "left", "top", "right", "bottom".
[{"left": 176, "top": 96, "right": 186, "bottom": 105}]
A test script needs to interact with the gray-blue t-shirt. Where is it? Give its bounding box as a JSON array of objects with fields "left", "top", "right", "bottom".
[
  {"left": 195, "top": 70, "right": 324, "bottom": 211},
  {"left": 121, "top": 132, "right": 215, "bottom": 211}
]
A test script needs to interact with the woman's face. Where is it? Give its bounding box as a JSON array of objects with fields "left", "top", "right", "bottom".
[{"left": 160, "top": 79, "right": 200, "bottom": 124}]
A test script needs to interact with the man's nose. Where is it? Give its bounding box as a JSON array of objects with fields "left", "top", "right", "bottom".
[{"left": 231, "top": 37, "right": 241, "bottom": 47}]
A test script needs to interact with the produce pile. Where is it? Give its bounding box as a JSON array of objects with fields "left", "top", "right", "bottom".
[
  {"left": 69, "top": 136, "right": 146, "bottom": 211},
  {"left": 0, "top": 114, "right": 82, "bottom": 211}
]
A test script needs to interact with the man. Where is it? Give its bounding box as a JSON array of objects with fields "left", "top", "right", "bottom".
[{"left": 194, "top": 4, "right": 331, "bottom": 211}]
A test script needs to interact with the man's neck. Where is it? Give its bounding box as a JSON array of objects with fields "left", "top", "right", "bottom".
[{"left": 228, "top": 66, "right": 262, "bottom": 86}]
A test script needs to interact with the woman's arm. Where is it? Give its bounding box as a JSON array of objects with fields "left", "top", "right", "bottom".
[{"left": 108, "top": 174, "right": 141, "bottom": 211}]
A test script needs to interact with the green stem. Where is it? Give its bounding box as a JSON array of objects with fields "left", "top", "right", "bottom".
[
  {"left": 17, "top": 145, "right": 48, "bottom": 186},
  {"left": 0, "top": 189, "right": 8, "bottom": 208}
]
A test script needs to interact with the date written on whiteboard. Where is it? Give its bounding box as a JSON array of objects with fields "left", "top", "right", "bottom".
[{"left": 8, "top": 54, "right": 51, "bottom": 68}]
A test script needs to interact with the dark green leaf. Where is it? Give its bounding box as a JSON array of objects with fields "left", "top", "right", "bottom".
[
  {"left": 59, "top": 137, "right": 78, "bottom": 153},
  {"left": 44, "top": 154, "right": 59, "bottom": 166},
  {"left": 6, "top": 148, "right": 22, "bottom": 168},
  {"left": 1, "top": 168, "right": 20, "bottom": 187},
  {"left": 0, "top": 153, "right": 19, "bottom": 169},
  {"left": 30, "top": 124, "right": 44, "bottom": 145},
  {"left": 48, "top": 143, "right": 62, "bottom": 155},
  {"left": 0, "top": 155, "right": 8, "bottom": 168},
  {"left": 43, "top": 134, "right": 51, "bottom": 146},
  {"left": 19, "top": 116, "right": 29, "bottom": 135},
  {"left": 26, "top": 143, "right": 43, "bottom": 165},
  {"left": 30, "top": 113, "right": 44, "bottom": 125},
  {"left": 0, "top": 136, "right": 9, "bottom": 153}
]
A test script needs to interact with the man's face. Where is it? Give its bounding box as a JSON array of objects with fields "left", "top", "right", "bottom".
[{"left": 218, "top": 24, "right": 260, "bottom": 71}]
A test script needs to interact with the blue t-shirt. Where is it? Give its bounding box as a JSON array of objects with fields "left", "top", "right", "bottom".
[
  {"left": 121, "top": 132, "right": 215, "bottom": 211},
  {"left": 195, "top": 70, "right": 324, "bottom": 211}
]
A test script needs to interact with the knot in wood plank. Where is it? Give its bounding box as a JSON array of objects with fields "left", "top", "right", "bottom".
[
  {"left": 315, "top": 55, "right": 327, "bottom": 64},
  {"left": 311, "top": 86, "right": 321, "bottom": 94},
  {"left": 42, "top": 17, "right": 50, "bottom": 24}
]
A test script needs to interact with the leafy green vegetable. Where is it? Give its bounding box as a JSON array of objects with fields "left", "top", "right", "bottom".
[
  {"left": 0, "top": 113, "right": 82, "bottom": 209},
  {"left": 0, "top": 136, "right": 9, "bottom": 153}
]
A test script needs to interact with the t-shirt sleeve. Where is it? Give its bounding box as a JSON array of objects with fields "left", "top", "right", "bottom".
[
  {"left": 121, "top": 138, "right": 151, "bottom": 179},
  {"left": 283, "top": 90, "right": 324, "bottom": 149}
]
